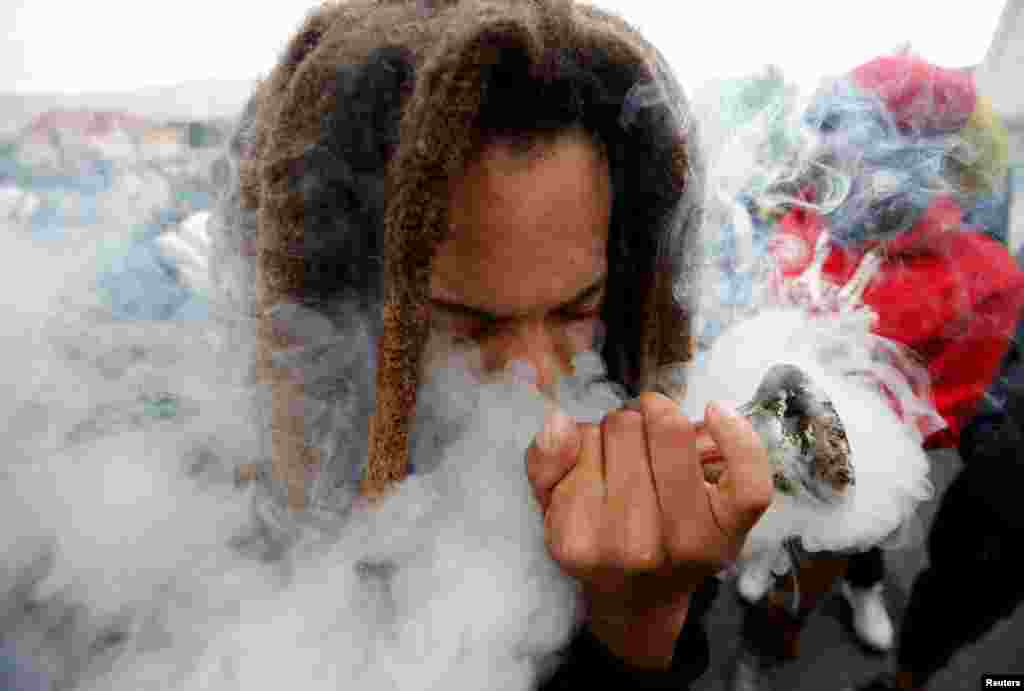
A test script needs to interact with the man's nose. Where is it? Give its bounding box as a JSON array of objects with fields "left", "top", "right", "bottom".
[{"left": 486, "top": 321, "right": 570, "bottom": 399}]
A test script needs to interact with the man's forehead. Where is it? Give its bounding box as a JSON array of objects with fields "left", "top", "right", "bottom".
[{"left": 431, "top": 128, "right": 612, "bottom": 317}]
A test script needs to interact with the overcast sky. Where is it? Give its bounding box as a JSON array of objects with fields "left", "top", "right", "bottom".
[{"left": 1, "top": 0, "right": 1007, "bottom": 95}]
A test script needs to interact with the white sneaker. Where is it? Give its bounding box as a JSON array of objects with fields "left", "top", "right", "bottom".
[
  {"left": 737, "top": 563, "right": 775, "bottom": 604},
  {"left": 840, "top": 580, "right": 894, "bottom": 652}
]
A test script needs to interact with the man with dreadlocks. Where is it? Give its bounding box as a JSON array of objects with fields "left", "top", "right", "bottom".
[{"left": 211, "top": 1, "right": 773, "bottom": 688}]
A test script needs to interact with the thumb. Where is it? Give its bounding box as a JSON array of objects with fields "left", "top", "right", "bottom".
[
  {"left": 703, "top": 402, "right": 773, "bottom": 538},
  {"left": 526, "top": 408, "right": 582, "bottom": 511}
]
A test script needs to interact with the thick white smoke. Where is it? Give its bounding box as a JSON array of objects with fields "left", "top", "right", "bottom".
[{"left": 0, "top": 213, "right": 627, "bottom": 689}]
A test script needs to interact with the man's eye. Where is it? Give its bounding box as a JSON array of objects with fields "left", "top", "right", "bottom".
[
  {"left": 557, "top": 308, "right": 600, "bottom": 323},
  {"left": 469, "top": 322, "right": 501, "bottom": 340},
  {"left": 445, "top": 318, "right": 501, "bottom": 342}
]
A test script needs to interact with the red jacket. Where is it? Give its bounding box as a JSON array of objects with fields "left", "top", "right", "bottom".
[{"left": 771, "top": 195, "right": 1024, "bottom": 447}]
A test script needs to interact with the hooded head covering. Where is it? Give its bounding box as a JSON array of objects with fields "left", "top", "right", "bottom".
[{"left": 216, "top": 0, "right": 703, "bottom": 506}]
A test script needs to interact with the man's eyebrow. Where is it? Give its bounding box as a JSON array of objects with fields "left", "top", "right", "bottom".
[
  {"left": 560, "top": 275, "right": 607, "bottom": 310},
  {"left": 428, "top": 297, "right": 504, "bottom": 323},
  {"left": 429, "top": 275, "right": 607, "bottom": 321}
]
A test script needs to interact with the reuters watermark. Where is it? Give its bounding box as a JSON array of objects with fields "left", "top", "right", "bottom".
[{"left": 983, "top": 676, "right": 1024, "bottom": 688}]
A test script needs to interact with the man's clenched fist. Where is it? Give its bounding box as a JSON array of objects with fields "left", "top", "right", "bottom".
[{"left": 526, "top": 393, "right": 772, "bottom": 668}]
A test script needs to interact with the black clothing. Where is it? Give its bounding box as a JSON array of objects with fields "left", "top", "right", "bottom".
[
  {"left": 896, "top": 474, "right": 1024, "bottom": 683},
  {"left": 895, "top": 345, "right": 1024, "bottom": 685},
  {"left": 542, "top": 578, "right": 718, "bottom": 690}
]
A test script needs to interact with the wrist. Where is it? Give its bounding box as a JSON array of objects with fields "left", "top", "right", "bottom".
[{"left": 585, "top": 592, "right": 691, "bottom": 669}]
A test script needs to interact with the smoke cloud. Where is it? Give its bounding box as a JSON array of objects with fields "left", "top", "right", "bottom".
[{"left": 0, "top": 199, "right": 631, "bottom": 688}]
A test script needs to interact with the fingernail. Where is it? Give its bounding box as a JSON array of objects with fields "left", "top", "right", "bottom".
[{"left": 538, "top": 409, "right": 573, "bottom": 454}]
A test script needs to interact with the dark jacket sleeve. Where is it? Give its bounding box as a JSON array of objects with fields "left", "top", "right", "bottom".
[
  {"left": 956, "top": 331, "right": 1024, "bottom": 530},
  {"left": 539, "top": 578, "right": 717, "bottom": 691}
]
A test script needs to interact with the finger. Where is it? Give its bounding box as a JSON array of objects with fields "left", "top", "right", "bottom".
[
  {"left": 601, "top": 408, "right": 664, "bottom": 570},
  {"left": 635, "top": 392, "right": 713, "bottom": 562},
  {"left": 526, "top": 408, "right": 581, "bottom": 511},
  {"left": 703, "top": 402, "right": 773, "bottom": 538},
  {"left": 544, "top": 422, "right": 605, "bottom": 574}
]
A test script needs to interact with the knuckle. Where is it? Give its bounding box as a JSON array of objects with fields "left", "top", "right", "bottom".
[
  {"left": 665, "top": 534, "right": 697, "bottom": 566},
  {"left": 549, "top": 527, "right": 601, "bottom": 572}
]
